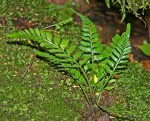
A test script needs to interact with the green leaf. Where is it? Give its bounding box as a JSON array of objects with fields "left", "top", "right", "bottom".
[
  {"left": 86, "top": 0, "right": 89, "bottom": 4},
  {"left": 116, "top": 47, "right": 122, "bottom": 54},
  {"left": 53, "top": 35, "right": 60, "bottom": 45},
  {"left": 74, "top": 70, "right": 81, "bottom": 79},
  {"left": 92, "top": 33, "right": 99, "bottom": 38},
  {"left": 73, "top": 51, "right": 83, "bottom": 60},
  {"left": 66, "top": 44, "right": 76, "bottom": 54},
  {"left": 93, "top": 42, "right": 103, "bottom": 53},
  {"left": 34, "top": 50, "right": 50, "bottom": 57},
  {"left": 111, "top": 55, "right": 118, "bottom": 62},
  {"left": 118, "top": 44, "right": 124, "bottom": 50},
  {"left": 126, "top": 23, "right": 131, "bottom": 34},
  {"left": 60, "top": 39, "right": 69, "bottom": 50},
  {"left": 80, "top": 41, "right": 90, "bottom": 46},
  {"left": 106, "top": 46, "right": 112, "bottom": 53},
  {"left": 58, "top": 63, "right": 72, "bottom": 68},
  {"left": 112, "top": 35, "right": 120, "bottom": 44},
  {"left": 7, "top": 31, "right": 26, "bottom": 38},
  {"left": 119, "top": 60, "right": 128, "bottom": 64},
  {"left": 82, "top": 32, "right": 90, "bottom": 37},
  {"left": 35, "top": 28, "right": 41, "bottom": 36},
  {"left": 82, "top": 36, "right": 90, "bottom": 41},
  {"left": 55, "top": 53, "right": 68, "bottom": 58},
  {"left": 112, "top": 50, "right": 120, "bottom": 58},
  {"left": 107, "top": 60, "right": 115, "bottom": 67},
  {"left": 78, "top": 76, "right": 85, "bottom": 84},
  {"left": 29, "top": 28, "right": 35, "bottom": 35},
  {"left": 55, "top": 17, "right": 73, "bottom": 29},
  {"left": 105, "top": 0, "right": 110, "bottom": 8},
  {"left": 46, "top": 31, "right": 52, "bottom": 40},
  {"left": 110, "top": 42, "right": 116, "bottom": 48},
  {"left": 124, "top": 46, "right": 131, "bottom": 52},
  {"left": 123, "top": 49, "right": 131, "bottom": 55},
  {"left": 105, "top": 65, "right": 112, "bottom": 73},
  {"left": 49, "top": 49, "right": 62, "bottom": 53},
  {"left": 121, "top": 12, "right": 126, "bottom": 22},
  {"left": 121, "top": 55, "right": 129, "bottom": 59},
  {"left": 108, "top": 79, "right": 117, "bottom": 83},
  {"left": 105, "top": 86, "right": 114, "bottom": 90},
  {"left": 60, "top": 58, "right": 72, "bottom": 62},
  {"left": 70, "top": 69, "right": 76, "bottom": 74},
  {"left": 96, "top": 53, "right": 107, "bottom": 61},
  {"left": 116, "top": 65, "right": 126, "bottom": 69},
  {"left": 139, "top": 44, "right": 150, "bottom": 56},
  {"left": 40, "top": 42, "right": 52, "bottom": 48},
  {"left": 79, "top": 45, "right": 91, "bottom": 52},
  {"left": 79, "top": 57, "right": 90, "bottom": 66},
  {"left": 24, "top": 29, "right": 31, "bottom": 35},
  {"left": 91, "top": 25, "right": 97, "bottom": 33},
  {"left": 82, "top": 27, "right": 90, "bottom": 32}
]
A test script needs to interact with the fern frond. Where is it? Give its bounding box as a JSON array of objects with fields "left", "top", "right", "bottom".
[
  {"left": 72, "top": 9, "right": 103, "bottom": 73},
  {"left": 7, "top": 28, "right": 88, "bottom": 84},
  {"left": 79, "top": 13, "right": 103, "bottom": 59},
  {"left": 99, "top": 24, "right": 131, "bottom": 74}
]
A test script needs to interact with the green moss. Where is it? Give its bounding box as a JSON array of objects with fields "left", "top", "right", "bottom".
[
  {"left": 0, "top": 39, "right": 80, "bottom": 120},
  {"left": 0, "top": 1, "right": 83, "bottom": 120},
  {"left": 109, "top": 63, "right": 150, "bottom": 120}
]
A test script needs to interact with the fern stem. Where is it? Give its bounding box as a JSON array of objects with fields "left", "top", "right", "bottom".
[
  {"left": 89, "top": 28, "right": 98, "bottom": 104},
  {"left": 76, "top": 80, "right": 91, "bottom": 106},
  {"left": 79, "top": 66, "right": 94, "bottom": 105}
]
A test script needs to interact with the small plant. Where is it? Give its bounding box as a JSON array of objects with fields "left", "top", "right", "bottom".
[
  {"left": 6, "top": 9, "right": 131, "bottom": 119},
  {"left": 104, "top": 0, "right": 150, "bottom": 21}
]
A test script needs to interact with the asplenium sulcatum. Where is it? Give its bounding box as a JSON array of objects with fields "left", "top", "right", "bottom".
[{"left": 7, "top": 10, "right": 131, "bottom": 118}]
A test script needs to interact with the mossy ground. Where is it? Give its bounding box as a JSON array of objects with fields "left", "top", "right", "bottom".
[
  {"left": 0, "top": 39, "right": 81, "bottom": 120},
  {"left": 0, "top": 1, "right": 84, "bottom": 120}
]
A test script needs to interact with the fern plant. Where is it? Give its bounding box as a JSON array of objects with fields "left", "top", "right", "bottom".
[{"left": 6, "top": 10, "right": 131, "bottom": 119}]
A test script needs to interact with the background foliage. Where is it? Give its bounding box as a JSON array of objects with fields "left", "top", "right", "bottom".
[{"left": 104, "top": 0, "right": 150, "bottom": 21}]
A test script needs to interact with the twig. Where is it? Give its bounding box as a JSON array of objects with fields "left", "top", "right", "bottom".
[
  {"left": 43, "top": 24, "right": 55, "bottom": 29},
  {"left": 22, "top": 54, "right": 36, "bottom": 78}
]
